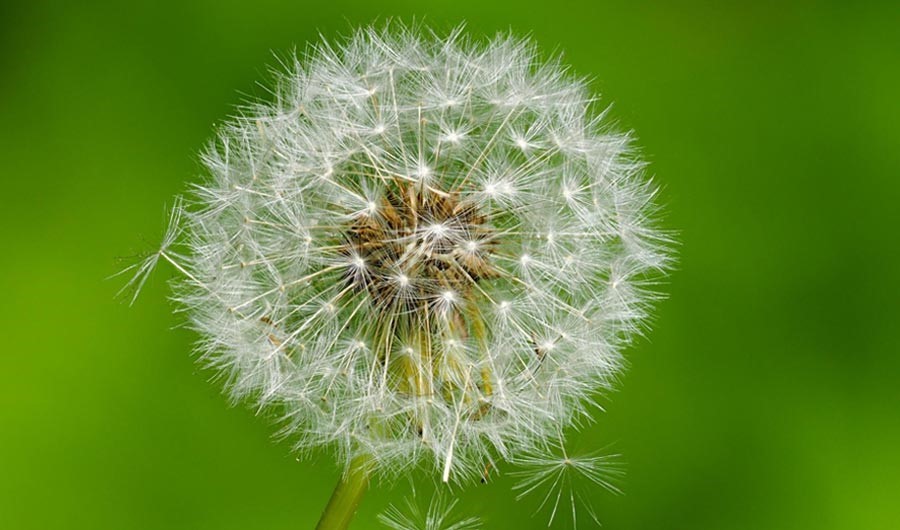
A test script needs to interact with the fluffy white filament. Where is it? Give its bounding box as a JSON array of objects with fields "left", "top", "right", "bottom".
[{"left": 139, "top": 24, "right": 671, "bottom": 483}]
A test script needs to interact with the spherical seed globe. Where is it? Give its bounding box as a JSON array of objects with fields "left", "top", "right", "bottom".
[{"left": 167, "top": 25, "right": 671, "bottom": 483}]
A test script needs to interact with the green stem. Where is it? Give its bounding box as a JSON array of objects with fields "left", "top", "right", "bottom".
[{"left": 315, "top": 454, "right": 370, "bottom": 530}]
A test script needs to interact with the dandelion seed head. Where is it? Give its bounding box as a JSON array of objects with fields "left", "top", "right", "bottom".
[{"left": 141, "top": 22, "right": 672, "bottom": 483}]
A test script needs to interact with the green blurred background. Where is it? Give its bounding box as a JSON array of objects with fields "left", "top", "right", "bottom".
[{"left": 2, "top": 1, "right": 898, "bottom": 529}]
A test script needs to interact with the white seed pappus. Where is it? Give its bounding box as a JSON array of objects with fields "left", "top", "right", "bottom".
[{"left": 132, "top": 24, "right": 672, "bottom": 485}]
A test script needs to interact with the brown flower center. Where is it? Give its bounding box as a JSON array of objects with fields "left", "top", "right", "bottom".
[{"left": 345, "top": 183, "right": 498, "bottom": 312}]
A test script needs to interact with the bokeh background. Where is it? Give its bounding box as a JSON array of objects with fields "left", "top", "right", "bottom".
[{"left": 2, "top": 1, "right": 898, "bottom": 529}]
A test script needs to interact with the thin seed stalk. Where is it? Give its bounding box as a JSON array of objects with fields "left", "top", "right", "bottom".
[
  {"left": 315, "top": 454, "right": 371, "bottom": 530},
  {"left": 466, "top": 297, "right": 494, "bottom": 397}
]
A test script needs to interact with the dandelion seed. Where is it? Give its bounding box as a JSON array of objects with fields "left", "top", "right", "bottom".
[
  {"left": 379, "top": 496, "right": 481, "bottom": 530},
  {"left": 512, "top": 444, "right": 625, "bottom": 528},
  {"left": 115, "top": 197, "right": 183, "bottom": 305}
]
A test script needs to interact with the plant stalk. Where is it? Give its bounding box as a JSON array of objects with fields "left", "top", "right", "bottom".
[{"left": 315, "top": 454, "right": 370, "bottom": 530}]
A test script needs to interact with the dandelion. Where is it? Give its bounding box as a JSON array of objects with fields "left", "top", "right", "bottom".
[{"left": 129, "top": 22, "right": 671, "bottom": 529}]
